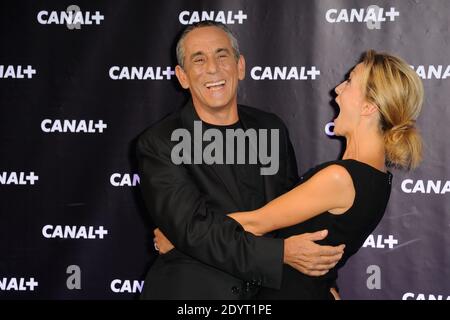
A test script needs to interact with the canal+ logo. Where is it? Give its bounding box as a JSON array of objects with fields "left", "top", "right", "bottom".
[{"left": 179, "top": 10, "right": 247, "bottom": 25}]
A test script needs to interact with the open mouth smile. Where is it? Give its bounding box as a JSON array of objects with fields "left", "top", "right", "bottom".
[{"left": 205, "top": 80, "right": 226, "bottom": 91}]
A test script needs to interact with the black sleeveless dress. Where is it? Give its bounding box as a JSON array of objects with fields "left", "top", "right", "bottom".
[{"left": 257, "top": 159, "right": 392, "bottom": 300}]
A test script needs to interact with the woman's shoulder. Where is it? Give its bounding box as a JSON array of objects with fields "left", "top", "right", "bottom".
[
  {"left": 297, "top": 162, "right": 354, "bottom": 196},
  {"left": 336, "top": 159, "right": 393, "bottom": 186},
  {"left": 301, "top": 160, "right": 352, "bottom": 180},
  {"left": 319, "top": 159, "right": 392, "bottom": 178},
  {"left": 298, "top": 159, "right": 392, "bottom": 187},
  {"left": 301, "top": 159, "right": 392, "bottom": 188},
  {"left": 314, "top": 163, "right": 353, "bottom": 185}
]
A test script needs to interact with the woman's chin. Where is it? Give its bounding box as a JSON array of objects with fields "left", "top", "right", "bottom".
[
  {"left": 333, "top": 127, "right": 347, "bottom": 137},
  {"left": 333, "top": 125, "right": 341, "bottom": 136}
]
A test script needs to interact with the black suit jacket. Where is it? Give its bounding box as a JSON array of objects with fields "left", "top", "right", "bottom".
[{"left": 137, "top": 101, "right": 298, "bottom": 299}]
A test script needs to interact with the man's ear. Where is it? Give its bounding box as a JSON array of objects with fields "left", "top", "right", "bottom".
[
  {"left": 175, "top": 65, "right": 189, "bottom": 89},
  {"left": 238, "top": 55, "right": 246, "bottom": 80},
  {"left": 361, "top": 101, "right": 378, "bottom": 116}
]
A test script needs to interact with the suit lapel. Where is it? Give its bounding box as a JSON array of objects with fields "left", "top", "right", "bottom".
[{"left": 238, "top": 107, "right": 278, "bottom": 203}]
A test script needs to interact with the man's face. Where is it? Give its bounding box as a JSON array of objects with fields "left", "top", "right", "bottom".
[{"left": 175, "top": 26, "right": 245, "bottom": 113}]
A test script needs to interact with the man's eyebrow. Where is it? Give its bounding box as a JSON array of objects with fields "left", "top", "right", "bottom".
[
  {"left": 189, "top": 48, "right": 231, "bottom": 60},
  {"left": 190, "top": 51, "right": 205, "bottom": 60},
  {"left": 216, "top": 48, "right": 231, "bottom": 54}
]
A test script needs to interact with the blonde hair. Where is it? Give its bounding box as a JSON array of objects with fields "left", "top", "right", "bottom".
[{"left": 361, "top": 50, "right": 424, "bottom": 170}]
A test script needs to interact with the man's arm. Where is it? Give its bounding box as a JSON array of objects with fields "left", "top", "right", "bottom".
[
  {"left": 137, "top": 131, "right": 284, "bottom": 289},
  {"left": 154, "top": 226, "right": 344, "bottom": 277}
]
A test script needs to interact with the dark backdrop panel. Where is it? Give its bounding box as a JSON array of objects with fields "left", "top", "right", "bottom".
[{"left": 1, "top": 0, "right": 448, "bottom": 300}]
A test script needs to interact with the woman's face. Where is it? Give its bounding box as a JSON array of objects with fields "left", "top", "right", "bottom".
[{"left": 334, "top": 63, "right": 368, "bottom": 136}]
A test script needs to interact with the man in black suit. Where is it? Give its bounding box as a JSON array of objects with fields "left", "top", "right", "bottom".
[{"left": 137, "top": 21, "right": 344, "bottom": 299}]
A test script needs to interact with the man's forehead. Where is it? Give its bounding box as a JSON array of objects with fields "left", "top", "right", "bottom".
[{"left": 184, "top": 26, "right": 232, "bottom": 50}]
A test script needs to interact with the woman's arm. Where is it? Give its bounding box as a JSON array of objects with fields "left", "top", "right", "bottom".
[{"left": 228, "top": 165, "right": 355, "bottom": 235}]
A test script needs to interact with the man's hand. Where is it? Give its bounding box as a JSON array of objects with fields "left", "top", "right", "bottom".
[
  {"left": 283, "top": 229, "right": 345, "bottom": 276},
  {"left": 154, "top": 228, "right": 174, "bottom": 254}
]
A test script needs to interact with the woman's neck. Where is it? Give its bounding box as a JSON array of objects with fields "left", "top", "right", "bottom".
[{"left": 343, "top": 129, "right": 386, "bottom": 172}]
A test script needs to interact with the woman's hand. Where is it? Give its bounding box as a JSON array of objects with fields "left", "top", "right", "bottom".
[
  {"left": 330, "top": 287, "right": 341, "bottom": 300},
  {"left": 153, "top": 228, "right": 174, "bottom": 254}
]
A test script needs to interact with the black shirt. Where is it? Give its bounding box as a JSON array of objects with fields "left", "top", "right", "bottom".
[{"left": 202, "top": 120, "right": 266, "bottom": 211}]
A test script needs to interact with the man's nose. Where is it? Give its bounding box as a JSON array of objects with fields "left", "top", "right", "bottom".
[{"left": 206, "top": 58, "right": 219, "bottom": 73}]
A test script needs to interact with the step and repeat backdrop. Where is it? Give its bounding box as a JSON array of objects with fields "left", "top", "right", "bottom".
[{"left": 0, "top": 0, "right": 449, "bottom": 300}]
